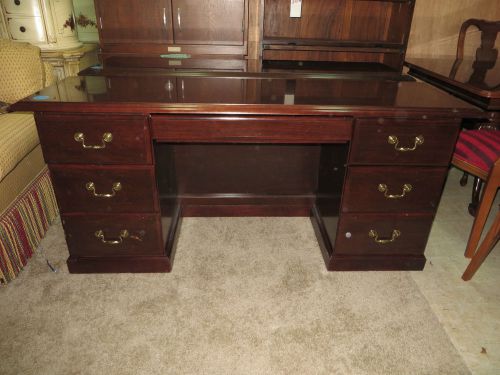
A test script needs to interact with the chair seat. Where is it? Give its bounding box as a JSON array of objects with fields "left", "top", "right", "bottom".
[
  {"left": 453, "top": 129, "right": 500, "bottom": 175},
  {"left": 0, "top": 113, "right": 39, "bottom": 181}
]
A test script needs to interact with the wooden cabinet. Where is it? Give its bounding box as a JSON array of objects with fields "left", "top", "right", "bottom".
[
  {"left": 95, "top": 0, "right": 248, "bottom": 57},
  {"left": 0, "top": 0, "right": 81, "bottom": 49},
  {"left": 263, "top": 0, "right": 411, "bottom": 43},
  {"left": 262, "top": 0, "right": 415, "bottom": 72}
]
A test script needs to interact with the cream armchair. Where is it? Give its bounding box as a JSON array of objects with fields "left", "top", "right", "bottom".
[{"left": 0, "top": 39, "right": 58, "bottom": 284}]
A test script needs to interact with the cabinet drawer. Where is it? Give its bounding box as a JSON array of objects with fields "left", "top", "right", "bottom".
[
  {"left": 62, "top": 213, "right": 163, "bottom": 256},
  {"left": 50, "top": 165, "right": 158, "bottom": 213},
  {"left": 7, "top": 16, "right": 46, "bottom": 42},
  {"left": 342, "top": 166, "right": 448, "bottom": 213},
  {"left": 349, "top": 119, "right": 460, "bottom": 165},
  {"left": 334, "top": 213, "right": 434, "bottom": 255},
  {"left": 152, "top": 116, "right": 353, "bottom": 143},
  {"left": 35, "top": 114, "right": 152, "bottom": 164},
  {"left": 2, "top": 0, "right": 41, "bottom": 16}
]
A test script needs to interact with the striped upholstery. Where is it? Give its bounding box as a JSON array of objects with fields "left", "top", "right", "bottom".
[{"left": 453, "top": 130, "right": 500, "bottom": 173}]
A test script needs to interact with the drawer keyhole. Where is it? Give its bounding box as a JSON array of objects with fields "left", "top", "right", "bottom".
[{"left": 19, "top": 26, "right": 26, "bottom": 33}]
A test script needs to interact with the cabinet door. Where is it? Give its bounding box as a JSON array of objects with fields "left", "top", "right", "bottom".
[
  {"left": 171, "top": 0, "right": 245, "bottom": 45},
  {"left": 96, "top": 0, "right": 173, "bottom": 44},
  {"left": 263, "top": 0, "right": 408, "bottom": 43}
]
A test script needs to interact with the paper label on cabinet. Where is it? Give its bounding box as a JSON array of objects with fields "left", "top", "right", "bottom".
[
  {"left": 290, "top": 0, "right": 302, "bottom": 18},
  {"left": 284, "top": 94, "right": 295, "bottom": 105}
]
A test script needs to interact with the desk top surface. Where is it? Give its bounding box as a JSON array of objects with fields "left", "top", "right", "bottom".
[
  {"left": 12, "top": 69, "right": 482, "bottom": 118},
  {"left": 405, "top": 57, "right": 500, "bottom": 107}
]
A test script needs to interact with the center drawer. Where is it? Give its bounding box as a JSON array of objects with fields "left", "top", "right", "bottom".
[
  {"left": 151, "top": 116, "right": 353, "bottom": 143},
  {"left": 50, "top": 165, "right": 158, "bottom": 213},
  {"left": 342, "top": 166, "right": 448, "bottom": 213}
]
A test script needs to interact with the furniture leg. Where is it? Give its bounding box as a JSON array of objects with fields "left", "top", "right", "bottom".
[
  {"left": 468, "top": 177, "right": 483, "bottom": 216},
  {"left": 465, "top": 172, "right": 498, "bottom": 258},
  {"left": 460, "top": 172, "right": 468, "bottom": 186},
  {"left": 462, "top": 209, "right": 500, "bottom": 280}
]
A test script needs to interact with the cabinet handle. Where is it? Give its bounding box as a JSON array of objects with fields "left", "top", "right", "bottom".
[
  {"left": 85, "top": 181, "right": 122, "bottom": 198},
  {"left": 95, "top": 229, "right": 129, "bottom": 245},
  {"left": 177, "top": 8, "right": 181, "bottom": 30},
  {"left": 387, "top": 135, "right": 424, "bottom": 152},
  {"left": 74, "top": 132, "right": 113, "bottom": 149},
  {"left": 19, "top": 26, "right": 26, "bottom": 33},
  {"left": 378, "top": 183, "right": 412, "bottom": 199},
  {"left": 368, "top": 229, "right": 401, "bottom": 244},
  {"left": 14, "top": 0, "right": 20, "bottom": 6}
]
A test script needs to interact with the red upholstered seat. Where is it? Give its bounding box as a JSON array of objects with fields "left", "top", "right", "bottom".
[{"left": 453, "top": 130, "right": 500, "bottom": 173}]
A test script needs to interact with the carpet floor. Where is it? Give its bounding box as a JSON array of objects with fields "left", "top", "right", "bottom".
[{"left": 1, "top": 216, "right": 469, "bottom": 375}]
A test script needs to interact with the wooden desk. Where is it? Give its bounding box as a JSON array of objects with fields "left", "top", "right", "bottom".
[
  {"left": 12, "top": 71, "right": 482, "bottom": 274},
  {"left": 405, "top": 57, "right": 500, "bottom": 119}
]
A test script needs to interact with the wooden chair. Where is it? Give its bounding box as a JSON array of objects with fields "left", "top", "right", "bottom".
[
  {"left": 462, "top": 158, "right": 500, "bottom": 281},
  {"left": 449, "top": 19, "right": 500, "bottom": 215},
  {"left": 450, "top": 19, "right": 500, "bottom": 89}
]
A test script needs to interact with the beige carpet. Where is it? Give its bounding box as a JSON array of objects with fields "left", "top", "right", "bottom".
[{"left": 0, "top": 216, "right": 469, "bottom": 375}]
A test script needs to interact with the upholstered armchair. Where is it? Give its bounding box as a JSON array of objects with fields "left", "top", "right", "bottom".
[{"left": 0, "top": 39, "right": 58, "bottom": 284}]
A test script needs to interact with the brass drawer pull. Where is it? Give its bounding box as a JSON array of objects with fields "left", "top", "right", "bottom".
[
  {"left": 85, "top": 181, "right": 122, "bottom": 198},
  {"left": 95, "top": 229, "right": 129, "bottom": 245},
  {"left": 368, "top": 229, "right": 401, "bottom": 244},
  {"left": 387, "top": 135, "right": 424, "bottom": 152},
  {"left": 378, "top": 183, "right": 412, "bottom": 199},
  {"left": 74, "top": 132, "right": 113, "bottom": 149}
]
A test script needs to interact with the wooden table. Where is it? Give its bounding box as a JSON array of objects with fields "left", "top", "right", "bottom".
[
  {"left": 405, "top": 57, "right": 500, "bottom": 121},
  {"left": 12, "top": 70, "right": 482, "bottom": 274}
]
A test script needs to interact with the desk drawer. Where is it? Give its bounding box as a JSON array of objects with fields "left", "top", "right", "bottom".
[
  {"left": 50, "top": 165, "right": 158, "bottom": 213},
  {"left": 36, "top": 114, "right": 152, "bottom": 164},
  {"left": 62, "top": 213, "right": 163, "bottom": 256},
  {"left": 342, "top": 166, "right": 447, "bottom": 213},
  {"left": 349, "top": 118, "right": 460, "bottom": 165},
  {"left": 334, "top": 213, "right": 434, "bottom": 256},
  {"left": 151, "top": 116, "right": 353, "bottom": 143}
]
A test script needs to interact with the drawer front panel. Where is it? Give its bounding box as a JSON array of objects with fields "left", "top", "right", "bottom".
[
  {"left": 334, "top": 213, "right": 434, "bottom": 255},
  {"left": 50, "top": 165, "right": 158, "bottom": 213},
  {"left": 36, "top": 114, "right": 152, "bottom": 164},
  {"left": 2, "top": 0, "right": 41, "bottom": 16},
  {"left": 152, "top": 116, "right": 353, "bottom": 143},
  {"left": 349, "top": 119, "right": 460, "bottom": 165},
  {"left": 62, "top": 214, "right": 163, "bottom": 256},
  {"left": 7, "top": 16, "right": 46, "bottom": 42},
  {"left": 342, "top": 166, "right": 448, "bottom": 213}
]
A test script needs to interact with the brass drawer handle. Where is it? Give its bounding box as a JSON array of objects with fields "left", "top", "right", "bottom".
[
  {"left": 95, "top": 229, "right": 129, "bottom": 245},
  {"left": 85, "top": 181, "right": 122, "bottom": 198},
  {"left": 74, "top": 132, "right": 113, "bottom": 149},
  {"left": 378, "top": 183, "right": 412, "bottom": 199},
  {"left": 368, "top": 229, "right": 401, "bottom": 244},
  {"left": 387, "top": 135, "right": 424, "bottom": 152}
]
